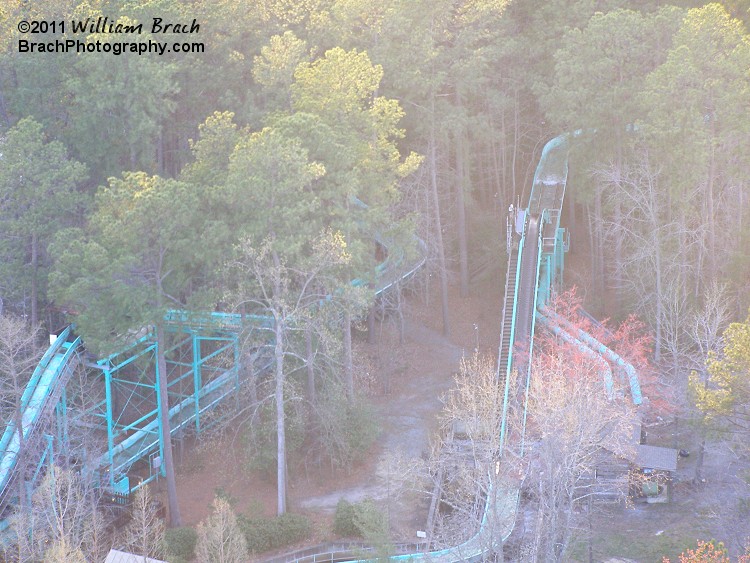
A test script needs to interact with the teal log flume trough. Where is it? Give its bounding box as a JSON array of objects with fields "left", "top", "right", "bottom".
[
  {"left": 0, "top": 221, "right": 426, "bottom": 532},
  {"left": 1, "top": 132, "right": 644, "bottom": 560}
]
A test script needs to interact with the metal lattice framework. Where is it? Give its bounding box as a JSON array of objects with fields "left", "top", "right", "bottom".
[
  {"left": 285, "top": 132, "right": 645, "bottom": 562},
  {"left": 79, "top": 318, "right": 246, "bottom": 493},
  {"left": 0, "top": 230, "right": 425, "bottom": 531},
  {"left": 1, "top": 132, "right": 644, "bottom": 560}
]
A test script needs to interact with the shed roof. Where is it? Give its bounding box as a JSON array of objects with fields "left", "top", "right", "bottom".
[
  {"left": 635, "top": 444, "right": 678, "bottom": 472},
  {"left": 104, "top": 549, "right": 167, "bottom": 563}
]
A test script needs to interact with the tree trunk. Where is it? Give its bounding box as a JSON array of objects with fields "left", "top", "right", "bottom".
[
  {"left": 247, "top": 356, "right": 257, "bottom": 407},
  {"left": 653, "top": 221, "right": 663, "bottom": 363},
  {"left": 430, "top": 139, "right": 450, "bottom": 337},
  {"left": 512, "top": 87, "right": 520, "bottom": 200},
  {"left": 706, "top": 141, "right": 717, "bottom": 279},
  {"left": 594, "top": 189, "right": 606, "bottom": 307},
  {"left": 305, "top": 327, "right": 315, "bottom": 405},
  {"left": 693, "top": 375, "right": 710, "bottom": 484},
  {"left": 567, "top": 198, "right": 575, "bottom": 255},
  {"left": 31, "top": 234, "right": 38, "bottom": 328},
  {"left": 490, "top": 99, "right": 504, "bottom": 210},
  {"left": 679, "top": 207, "right": 691, "bottom": 302},
  {"left": 454, "top": 89, "right": 469, "bottom": 298},
  {"left": 269, "top": 249, "right": 288, "bottom": 516},
  {"left": 694, "top": 437, "right": 706, "bottom": 484},
  {"left": 155, "top": 323, "right": 181, "bottom": 527},
  {"left": 274, "top": 315, "right": 287, "bottom": 515},
  {"left": 366, "top": 307, "right": 376, "bottom": 345},
  {"left": 395, "top": 282, "right": 404, "bottom": 346},
  {"left": 587, "top": 493, "right": 594, "bottom": 563},
  {"left": 613, "top": 140, "right": 624, "bottom": 312},
  {"left": 586, "top": 205, "right": 597, "bottom": 306},
  {"left": 344, "top": 310, "right": 354, "bottom": 403}
]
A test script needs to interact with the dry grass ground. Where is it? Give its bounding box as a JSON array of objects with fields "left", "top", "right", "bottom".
[{"left": 163, "top": 269, "right": 749, "bottom": 561}]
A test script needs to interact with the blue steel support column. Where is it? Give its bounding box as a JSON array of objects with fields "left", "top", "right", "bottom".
[
  {"left": 193, "top": 332, "right": 201, "bottom": 433},
  {"left": 104, "top": 367, "right": 115, "bottom": 488},
  {"left": 520, "top": 231, "right": 544, "bottom": 457},
  {"left": 45, "top": 434, "right": 54, "bottom": 471},
  {"left": 55, "top": 388, "right": 69, "bottom": 457},
  {"left": 540, "top": 255, "right": 552, "bottom": 307},
  {"left": 154, "top": 339, "right": 166, "bottom": 477},
  {"left": 499, "top": 238, "right": 525, "bottom": 454},
  {"left": 233, "top": 333, "right": 240, "bottom": 397},
  {"left": 555, "top": 227, "right": 566, "bottom": 292}
]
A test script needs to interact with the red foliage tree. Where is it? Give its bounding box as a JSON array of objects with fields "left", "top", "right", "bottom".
[
  {"left": 662, "top": 539, "right": 750, "bottom": 563},
  {"left": 537, "top": 287, "right": 674, "bottom": 418}
]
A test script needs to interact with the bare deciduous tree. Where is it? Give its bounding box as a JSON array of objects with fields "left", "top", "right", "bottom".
[
  {"left": 0, "top": 314, "right": 43, "bottom": 513},
  {"left": 195, "top": 497, "right": 248, "bottom": 563},
  {"left": 10, "top": 466, "right": 108, "bottom": 563},
  {"left": 226, "top": 232, "right": 367, "bottom": 515},
  {"left": 123, "top": 485, "right": 166, "bottom": 561},
  {"left": 423, "top": 353, "right": 519, "bottom": 561},
  {"left": 687, "top": 282, "right": 733, "bottom": 373},
  {"left": 594, "top": 151, "right": 701, "bottom": 364},
  {"left": 523, "top": 351, "right": 636, "bottom": 562}
]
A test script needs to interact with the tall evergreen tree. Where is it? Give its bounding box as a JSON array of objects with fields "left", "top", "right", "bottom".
[
  {"left": 0, "top": 117, "right": 87, "bottom": 325},
  {"left": 51, "top": 173, "right": 211, "bottom": 527}
]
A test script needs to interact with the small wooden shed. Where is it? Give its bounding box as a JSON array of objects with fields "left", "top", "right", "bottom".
[
  {"left": 104, "top": 549, "right": 168, "bottom": 563},
  {"left": 634, "top": 444, "right": 678, "bottom": 502}
]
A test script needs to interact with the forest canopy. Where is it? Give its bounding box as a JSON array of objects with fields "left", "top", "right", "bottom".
[
  {"left": 1, "top": 0, "right": 750, "bottom": 558},
  {"left": 0, "top": 0, "right": 747, "bottom": 340}
]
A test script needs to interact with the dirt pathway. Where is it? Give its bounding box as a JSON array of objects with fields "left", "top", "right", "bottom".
[
  {"left": 291, "top": 278, "right": 504, "bottom": 534},
  {"left": 296, "top": 317, "right": 463, "bottom": 537},
  {"left": 171, "top": 282, "right": 503, "bottom": 546}
]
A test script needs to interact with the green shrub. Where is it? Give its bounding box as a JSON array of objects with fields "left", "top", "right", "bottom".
[
  {"left": 213, "top": 486, "right": 237, "bottom": 507},
  {"left": 344, "top": 400, "right": 380, "bottom": 459},
  {"left": 238, "top": 515, "right": 274, "bottom": 553},
  {"left": 352, "top": 498, "right": 388, "bottom": 541},
  {"left": 317, "top": 388, "right": 380, "bottom": 469},
  {"left": 333, "top": 498, "right": 387, "bottom": 540},
  {"left": 334, "top": 499, "right": 359, "bottom": 537},
  {"left": 165, "top": 526, "right": 197, "bottom": 562},
  {"left": 238, "top": 512, "right": 311, "bottom": 554},
  {"left": 244, "top": 398, "right": 306, "bottom": 476}
]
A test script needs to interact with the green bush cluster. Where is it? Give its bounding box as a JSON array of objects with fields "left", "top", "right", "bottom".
[
  {"left": 213, "top": 486, "right": 237, "bottom": 507},
  {"left": 238, "top": 512, "right": 311, "bottom": 553},
  {"left": 334, "top": 499, "right": 360, "bottom": 537},
  {"left": 317, "top": 388, "right": 380, "bottom": 469},
  {"left": 333, "top": 498, "right": 387, "bottom": 539},
  {"left": 342, "top": 400, "right": 380, "bottom": 461},
  {"left": 164, "top": 526, "right": 198, "bottom": 562},
  {"left": 244, "top": 398, "right": 306, "bottom": 476}
]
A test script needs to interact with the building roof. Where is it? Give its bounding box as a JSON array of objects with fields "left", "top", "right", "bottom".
[
  {"left": 635, "top": 444, "right": 678, "bottom": 472},
  {"left": 104, "top": 549, "right": 167, "bottom": 563}
]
